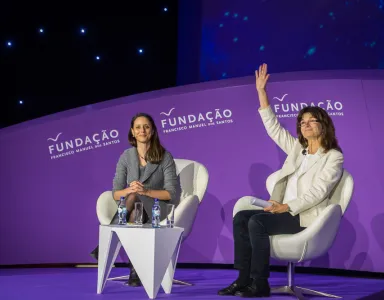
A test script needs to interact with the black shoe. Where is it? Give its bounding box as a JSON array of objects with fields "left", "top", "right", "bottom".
[
  {"left": 90, "top": 246, "right": 99, "bottom": 261},
  {"left": 125, "top": 265, "right": 142, "bottom": 287},
  {"left": 218, "top": 281, "right": 248, "bottom": 296},
  {"left": 236, "top": 279, "right": 270, "bottom": 298}
]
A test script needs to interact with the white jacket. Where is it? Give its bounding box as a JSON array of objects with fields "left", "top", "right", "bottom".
[{"left": 259, "top": 106, "right": 344, "bottom": 227}]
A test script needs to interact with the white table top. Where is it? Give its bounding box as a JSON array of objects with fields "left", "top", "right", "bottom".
[{"left": 101, "top": 223, "right": 183, "bottom": 230}]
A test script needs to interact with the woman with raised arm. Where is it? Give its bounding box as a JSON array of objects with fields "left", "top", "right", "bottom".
[
  {"left": 218, "top": 64, "right": 344, "bottom": 297},
  {"left": 91, "top": 112, "right": 180, "bottom": 287}
]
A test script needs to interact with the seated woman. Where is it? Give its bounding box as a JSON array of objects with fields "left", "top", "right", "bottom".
[
  {"left": 91, "top": 112, "right": 180, "bottom": 287},
  {"left": 218, "top": 64, "right": 344, "bottom": 297}
]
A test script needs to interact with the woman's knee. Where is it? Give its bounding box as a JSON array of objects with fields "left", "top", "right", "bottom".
[
  {"left": 248, "top": 214, "right": 266, "bottom": 234},
  {"left": 126, "top": 192, "right": 138, "bottom": 205},
  {"left": 233, "top": 210, "right": 251, "bottom": 226},
  {"left": 128, "top": 208, "right": 136, "bottom": 222}
]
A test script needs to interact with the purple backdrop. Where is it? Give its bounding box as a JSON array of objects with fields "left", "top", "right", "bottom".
[{"left": 1, "top": 70, "right": 384, "bottom": 273}]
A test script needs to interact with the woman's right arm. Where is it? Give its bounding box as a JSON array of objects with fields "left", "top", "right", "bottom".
[
  {"left": 112, "top": 151, "right": 134, "bottom": 200},
  {"left": 256, "top": 64, "right": 297, "bottom": 154}
]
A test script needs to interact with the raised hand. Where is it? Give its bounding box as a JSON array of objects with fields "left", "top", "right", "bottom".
[{"left": 255, "top": 63, "right": 270, "bottom": 91}]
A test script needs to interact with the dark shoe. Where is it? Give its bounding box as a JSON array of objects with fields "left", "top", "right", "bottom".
[
  {"left": 218, "top": 281, "right": 248, "bottom": 296},
  {"left": 125, "top": 265, "right": 142, "bottom": 287},
  {"left": 237, "top": 279, "right": 270, "bottom": 298},
  {"left": 90, "top": 246, "right": 99, "bottom": 261}
]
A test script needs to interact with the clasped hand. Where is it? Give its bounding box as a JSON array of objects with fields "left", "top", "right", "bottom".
[
  {"left": 128, "top": 181, "right": 147, "bottom": 195},
  {"left": 263, "top": 200, "right": 289, "bottom": 214}
]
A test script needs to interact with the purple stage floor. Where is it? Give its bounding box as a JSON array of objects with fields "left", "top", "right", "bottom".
[{"left": 0, "top": 268, "right": 383, "bottom": 300}]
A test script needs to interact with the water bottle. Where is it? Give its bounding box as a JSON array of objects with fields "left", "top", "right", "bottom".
[
  {"left": 152, "top": 199, "right": 161, "bottom": 228},
  {"left": 118, "top": 196, "right": 127, "bottom": 225}
]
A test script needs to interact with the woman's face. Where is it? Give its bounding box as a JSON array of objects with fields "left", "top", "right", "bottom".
[
  {"left": 131, "top": 117, "right": 152, "bottom": 144},
  {"left": 300, "top": 113, "right": 323, "bottom": 140}
]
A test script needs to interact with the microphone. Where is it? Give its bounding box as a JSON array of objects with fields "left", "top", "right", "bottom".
[{"left": 302, "top": 149, "right": 307, "bottom": 155}]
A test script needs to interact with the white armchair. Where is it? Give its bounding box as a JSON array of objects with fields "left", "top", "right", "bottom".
[
  {"left": 159, "top": 159, "right": 209, "bottom": 238},
  {"left": 233, "top": 169, "right": 354, "bottom": 299},
  {"left": 96, "top": 158, "right": 209, "bottom": 284}
]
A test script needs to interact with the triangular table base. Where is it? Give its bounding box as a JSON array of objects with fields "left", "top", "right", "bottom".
[{"left": 97, "top": 224, "right": 184, "bottom": 299}]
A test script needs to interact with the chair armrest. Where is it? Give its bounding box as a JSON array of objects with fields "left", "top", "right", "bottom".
[
  {"left": 271, "top": 204, "right": 342, "bottom": 262},
  {"left": 160, "top": 194, "right": 199, "bottom": 239},
  {"left": 96, "top": 191, "right": 117, "bottom": 225},
  {"left": 232, "top": 196, "right": 264, "bottom": 218}
]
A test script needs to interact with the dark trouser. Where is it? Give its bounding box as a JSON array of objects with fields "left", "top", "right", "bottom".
[{"left": 233, "top": 210, "right": 305, "bottom": 282}]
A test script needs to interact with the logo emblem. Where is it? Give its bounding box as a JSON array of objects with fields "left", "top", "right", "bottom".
[
  {"left": 47, "top": 129, "right": 120, "bottom": 160},
  {"left": 159, "top": 107, "right": 234, "bottom": 134}
]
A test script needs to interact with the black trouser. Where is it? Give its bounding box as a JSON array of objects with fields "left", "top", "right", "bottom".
[{"left": 233, "top": 210, "right": 305, "bottom": 282}]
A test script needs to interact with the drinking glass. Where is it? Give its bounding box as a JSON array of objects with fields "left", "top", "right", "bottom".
[
  {"left": 166, "top": 204, "right": 175, "bottom": 228},
  {"left": 134, "top": 202, "right": 143, "bottom": 225}
]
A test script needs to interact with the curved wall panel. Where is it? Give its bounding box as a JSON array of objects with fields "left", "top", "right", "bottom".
[{"left": 1, "top": 70, "right": 384, "bottom": 272}]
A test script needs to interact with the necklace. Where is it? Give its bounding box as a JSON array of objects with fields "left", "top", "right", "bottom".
[{"left": 138, "top": 153, "right": 146, "bottom": 161}]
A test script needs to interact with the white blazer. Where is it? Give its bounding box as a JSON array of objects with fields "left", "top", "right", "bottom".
[{"left": 259, "top": 106, "right": 344, "bottom": 227}]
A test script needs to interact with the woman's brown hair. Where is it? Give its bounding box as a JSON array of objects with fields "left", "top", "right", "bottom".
[
  {"left": 128, "top": 113, "right": 165, "bottom": 164},
  {"left": 297, "top": 106, "right": 342, "bottom": 153}
]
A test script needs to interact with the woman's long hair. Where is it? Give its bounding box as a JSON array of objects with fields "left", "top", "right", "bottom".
[
  {"left": 128, "top": 113, "right": 165, "bottom": 164},
  {"left": 297, "top": 106, "right": 342, "bottom": 153}
]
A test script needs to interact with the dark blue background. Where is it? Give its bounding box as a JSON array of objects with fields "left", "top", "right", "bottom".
[{"left": 178, "top": 0, "right": 384, "bottom": 84}]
